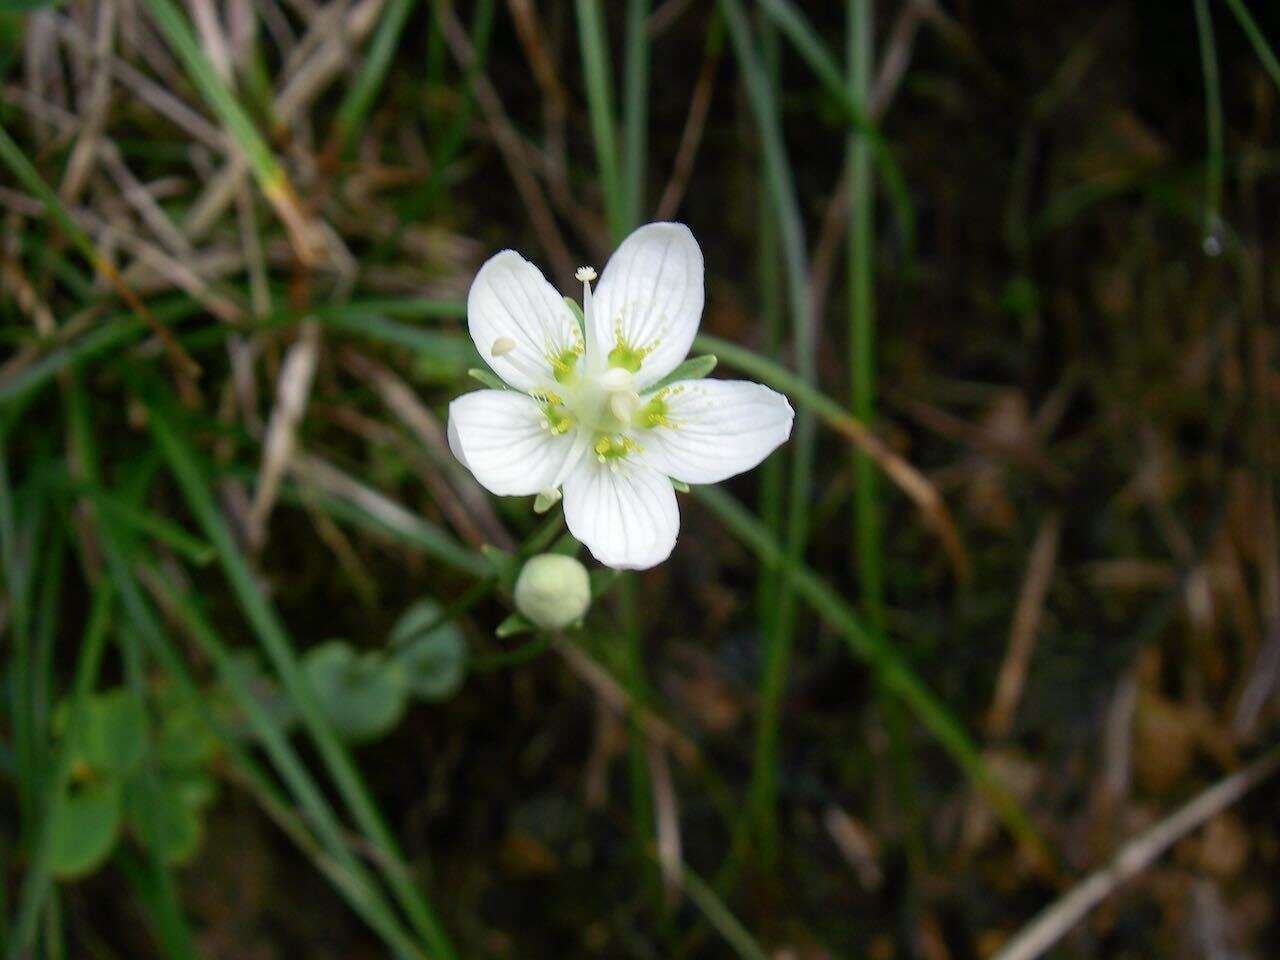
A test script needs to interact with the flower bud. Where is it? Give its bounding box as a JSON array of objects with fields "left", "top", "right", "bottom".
[{"left": 514, "top": 554, "right": 591, "bottom": 630}]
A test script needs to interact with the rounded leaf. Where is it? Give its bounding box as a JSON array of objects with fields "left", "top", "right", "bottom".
[
  {"left": 79, "top": 689, "right": 147, "bottom": 777},
  {"left": 49, "top": 779, "right": 123, "bottom": 879},
  {"left": 157, "top": 701, "right": 218, "bottom": 771},
  {"left": 126, "top": 775, "right": 204, "bottom": 866},
  {"left": 390, "top": 601, "right": 467, "bottom": 702},
  {"left": 302, "top": 641, "right": 408, "bottom": 743}
]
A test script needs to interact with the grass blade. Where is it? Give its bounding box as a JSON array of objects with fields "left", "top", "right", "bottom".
[
  {"left": 0, "top": 123, "right": 200, "bottom": 381},
  {"left": 140, "top": 0, "right": 317, "bottom": 262},
  {"left": 694, "top": 484, "right": 1051, "bottom": 866},
  {"left": 756, "top": 0, "right": 915, "bottom": 262},
  {"left": 719, "top": 0, "right": 816, "bottom": 861},
  {"left": 1221, "top": 0, "right": 1280, "bottom": 94},
  {"left": 142, "top": 388, "right": 459, "bottom": 959},
  {"left": 326, "top": 0, "right": 418, "bottom": 160},
  {"left": 622, "top": 0, "right": 651, "bottom": 229},
  {"left": 697, "top": 332, "right": 968, "bottom": 576},
  {"left": 576, "top": 0, "right": 626, "bottom": 241},
  {"left": 1193, "top": 0, "right": 1224, "bottom": 253},
  {"left": 9, "top": 584, "right": 112, "bottom": 957}
]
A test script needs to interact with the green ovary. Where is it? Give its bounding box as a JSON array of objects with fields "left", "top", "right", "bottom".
[
  {"left": 550, "top": 346, "right": 582, "bottom": 384},
  {"left": 593, "top": 434, "right": 641, "bottom": 463}
]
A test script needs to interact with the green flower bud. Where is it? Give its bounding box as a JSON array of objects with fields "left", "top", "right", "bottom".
[{"left": 514, "top": 554, "right": 591, "bottom": 630}]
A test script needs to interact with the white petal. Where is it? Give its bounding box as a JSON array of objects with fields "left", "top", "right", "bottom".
[
  {"left": 448, "top": 390, "right": 584, "bottom": 496},
  {"left": 563, "top": 458, "right": 679, "bottom": 570},
  {"left": 588, "top": 222, "right": 703, "bottom": 390},
  {"left": 638, "top": 379, "right": 793, "bottom": 484},
  {"left": 468, "top": 250, "right": 581, "bottom": 392},
  {"left": 446, "top": 414, "right": 469, "bottom": 470}
]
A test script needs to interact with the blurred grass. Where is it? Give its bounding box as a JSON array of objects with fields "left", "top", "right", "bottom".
[{"left": 3, "top": 1, "right": 1280, "bottom": 957}]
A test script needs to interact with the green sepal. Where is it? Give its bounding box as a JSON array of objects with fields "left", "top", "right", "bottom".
[
  {"left": 533, "top": 490, "right": 561, "bottom": 514},
  {"left": 643, "top": 355, "right": 717, "bottom": 394},
  {"left": 496, "top": 613, "right": 534, "bottom": 639},
  {"left": 671, "top": 478, "right": 691, "bottom": 493},
  {"left": 468, "top": 368, "right": 508, "bottom": 391}
]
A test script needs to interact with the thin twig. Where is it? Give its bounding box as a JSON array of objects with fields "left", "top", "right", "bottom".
[
  {"left": 992, "top": 745, "right": 1280, "bottom": 960},
  {"left": 986, "top": 512, "right": 1062, "bottom": 738}
]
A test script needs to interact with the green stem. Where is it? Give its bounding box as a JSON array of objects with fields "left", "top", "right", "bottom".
[
  {"left": 576, "top": 0, "right": 627, "bottom": 243},
  {"left": 695, "top": 485, "right": 1052, "bottom": 866},
  {"left": 1221, "top": 0, "right": 1280, "bottom": 94},
  {"left": 142, "top": 390, "right": 459, "bottom": 960},
  {"left": 1193, "top": 0, "right": 1224, "bottom": 250},
  {"left": 622, "top": 0, "right": 651, "bottom": 229},
  {"left": 329, "top": 0, "right": 418, "bottom": 157},
  {"left": 721, "top": 0, "right": 816, "bottom": 864}
]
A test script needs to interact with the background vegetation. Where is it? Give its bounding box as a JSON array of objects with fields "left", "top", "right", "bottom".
[{"left": 2, "top": 0, "right": 1279, "bottom": 957}]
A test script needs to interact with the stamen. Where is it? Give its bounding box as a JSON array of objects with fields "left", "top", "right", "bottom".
[
  {"left": 575, "top": 266, "right": 597, "bottom": 283},
  {"left": 490, "top": 337, "right": 517, "bottom": 358}
]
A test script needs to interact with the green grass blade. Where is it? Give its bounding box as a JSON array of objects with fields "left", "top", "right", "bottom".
[
  {"left": 141, "top": 572, "right": 432, "bottom": 960},
  {"left": 9, "top": 584, "right": 112, "bottom": 957},
  {"left": 142, "top": 388, "right": 459, "bottom": 960},
  {"left": 1193, "top": 0, "right": 1224, "bottom": 251},
  {"left": 65, "top": 376, "right": 430, "bottom": 959},
  {"left": 622, "top": 0, "right": 651, "bottom": 229},
  {"left": 140, "top": 0, "right": 315, "bottom": 261},
  {"left": 756, "top": 0, "right": 915, "bottom": 264},
  {"left": 694, "top": 485, "right": 1051, "bottom": 865},
  {"left": 0, "top": 429, "right": 36, "bottom": 837},
  {"left": 327, "top": 0, "right": 418, "bottom": 159},
  {"left": 113, "top": 848, "right": 197, "bottom": 960},
  {"left": 65, "top": 372, "right": 198, "bottom": 960},
  {"left": 576, "top": 0, "right": 627, "bottom": 241},
  {"left": 1221, "top": 0, "right": 1280, "bottom": 93},
  {"left": 720, "top": 0, "right": 816, "bottom": 862},
  {"left": 847, "top": 0, "right": 879, "bottom": 627},
  {"left": 92, "top": 491, "right": 215, "bottom": 565},
  {"left": 0, "top": 125, "right": 200, "bottom": 380},
  {"left": 678, "top": 864, "right": 770, "bottom": 960}
]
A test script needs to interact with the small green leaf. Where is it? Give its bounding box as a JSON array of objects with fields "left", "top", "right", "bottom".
[
  {"left": 389, "top": 600, "right": 467, "bottom": 701},
  {"left": 78, "top": 689, "right": 147, "bottom": 777},
  {"left": 643, "top": 355, "right": 717, "bottom": 394},
  {"left": 481, "top": 544, "right": 521, "bottom": 589},
  {"left": 496, "top": 613, "right": 534, "bottom": 638},
  {"left": 126, "top": 775, "right": 203, "bottom": 866},
  {"left": 157, "top": 702, "right": 218, "bottom": 771},
  {"left": 468, "top": 368, "right": 508, "bottom": 391},
  {"left": 563, "top": 296, "right": 586, "bottom": 337},
  {"left": 49, "top": 779, "right": 123, "bottom": 879},
  {"left": 301, "top": 641, "right": 407, "bottom": 743}
]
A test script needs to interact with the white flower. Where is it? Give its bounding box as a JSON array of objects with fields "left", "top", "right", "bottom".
[{"left": 448, "top": 222, "right": 794, "bottom": 570}]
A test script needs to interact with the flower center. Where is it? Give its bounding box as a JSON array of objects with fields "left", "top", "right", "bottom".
[{"left": 526, "top": 267, "right": 676, "bottom": 472}]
